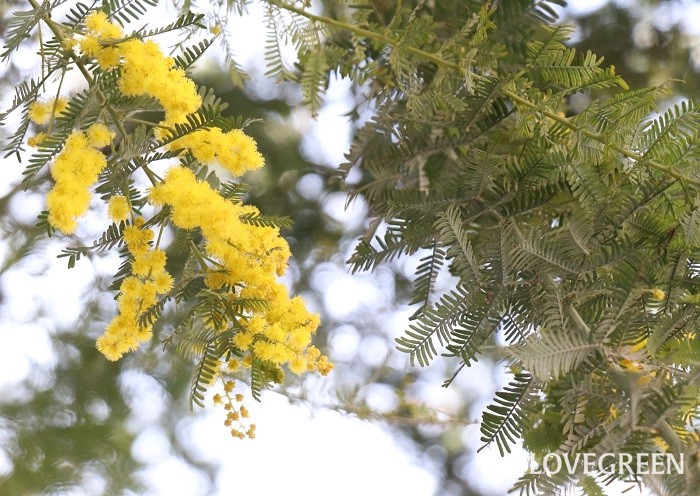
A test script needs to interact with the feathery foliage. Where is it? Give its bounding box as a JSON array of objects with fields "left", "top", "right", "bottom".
[{"left": 257, "top": 0, "right": 700, "bottom": 493}]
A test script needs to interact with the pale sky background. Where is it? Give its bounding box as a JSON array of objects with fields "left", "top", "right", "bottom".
[{"left": 1, "top": 0, "right": 698, "bottom": 495}]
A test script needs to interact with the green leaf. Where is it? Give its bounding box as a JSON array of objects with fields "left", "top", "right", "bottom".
[{"left": 479, "top": 372, "right": 534, "bottom": 455}]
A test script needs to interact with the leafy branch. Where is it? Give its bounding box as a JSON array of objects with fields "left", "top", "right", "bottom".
[{"left": 270, "top": 0, "right": 700, "bottom": 188}]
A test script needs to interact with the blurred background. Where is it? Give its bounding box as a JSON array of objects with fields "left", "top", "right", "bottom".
[{"left": 1, "top": 0, "right": 699, "bottom": 494}]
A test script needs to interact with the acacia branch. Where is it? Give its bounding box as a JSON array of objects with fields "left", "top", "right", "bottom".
[
  {"left": 27, "top": 0, "right": 129, "bottom": 141},
  {"left": 272, "top": 1, "right": 700, "bottom": 187}
]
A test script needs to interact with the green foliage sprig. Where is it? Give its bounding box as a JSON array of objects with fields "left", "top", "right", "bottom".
[{"left": 258, "top": 0, "right": 700, "bottom": 493}]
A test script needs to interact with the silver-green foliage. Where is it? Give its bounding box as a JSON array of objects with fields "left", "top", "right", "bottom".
[{"left": 262, "top": 0, "right": 700, "bottom": 494}]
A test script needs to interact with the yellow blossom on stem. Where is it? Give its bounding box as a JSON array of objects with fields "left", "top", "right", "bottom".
[
  {"left": 87, "top": 123, "right": 115, "bottom": 148},
  {"left": 212, "top": 380, "right": 255, "bottom": 440},
  {"left": 246, "top": 425, "right": 256, "bottom": 439},
  {"left": 79, "top": 12, "right": 123, "bottom": 60},
  {"left": 54, "top": 98, "right": 68, "bottom": 115},
  {"left": 649, "top": 288, "right": 665, "bottom": 301},
  {"left": 28, "top": 98, "right": 67, "bottom": 125},
  {"left": 153, "top": 272, "right": 174, "bottom": 293},
  {"left": 96, "top": 219, "right": 174, "bottom": 360},
  {"left": 46, "top": 123, "right": 113, "bottom": 233},
  {"left": 108, "top": 195, "right": 130, "bottom": 222},
  {"left": 97, "top": 46, "right": 121, "bottom": 70},
  {"left": 118, "top": 39, "right": 201, "bottom": 125},
  {"left": 27, "top": 133, "right": 47, "bottom": 147},
  {"left": 170, "top": 128, "right": 265, "bottom": 176},
  {"left": 316, "top": 355, "right": 334, "bottom": 376},
  {"left": 62, "top": 37, "right": 77, "bottom": 51},
  {"left": 79, "top": 35, "right": 101, "bottom": 58},
  {"left": 79, "top": 11, "right": 201, "bottom": 127},
  {"left": 148, "top": 165, "right": 332, "bottom": 376},
  {"left": 85, "top": 10, "right": 123, "bottom": 39}
]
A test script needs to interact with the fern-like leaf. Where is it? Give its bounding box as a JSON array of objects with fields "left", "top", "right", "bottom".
[
  {"left": 189, "top": 339, "right": 220, "bottom": 410},
  {"left": 507, "top": 330, "right": 599, "bottom": 381},
  {"left": 479, "top": 372, "right": 533, "bottom": 455},
  {"left": 435, "top": 204, "right": 481, "bottom": 284},
  {"left": 239, "top": 212, "right": 293, "bottom": 229},
  {"left": 103, "top": 0, "right": 158, "bottom": 25},
  {"left": 410, "top": 244, "right": 446, "bottom": 315},
  {"left": 396, "top": 285, "right": 470, "bottom": 366},
  {"left": 138, "top": 12, "right": 206, "bottom": 38}
]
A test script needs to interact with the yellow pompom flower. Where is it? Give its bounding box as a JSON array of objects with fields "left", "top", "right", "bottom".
[
  {"left": 108, "top": 195, "right": 130, "bottom": 222},
  {"left": 28, "top": 98, "right": 67, "bottom": 125},
  {"left": 27, "top": 133, "right": 47, "bottom": 147},
  {"left": 28, "top": 101, "right": 52, "bottom": 124},
  {"left": 153, "top": 272, "right": 174, "bottom": 293},
  {"left": 54, "top": 98, "right": 68, "bottom": 115},
  {"left": 81, "top": 10, "right": 124, "bottom": 63},
  {"left": 45, "top": 183, "right": 91, "bottom": 234},
  {"left": 95, "top": 333, "right": 124, "bottom": 361},
  {"left": 62, "top": 37, "right": 78, "bottom": 51},
  {"left": 649, "top": 288, "right": 665, "bottom": 301},
  {"left": 87, "top": 123, "right": 115, "bottom": 148},
  {"left": 289, "top": 357, "right": 306, "bottom": 374},
  {"left": 97, "top": 46, "right": 121, "bottom": 70},
  {"left": 123, "top": 222, "right": 153, "bottom": 249},
  {"left": 79, "top": 35, "right": 102, "bottom": 58},
  {"left": 85, "top": 10, "right": 123, "bottom": 39}
]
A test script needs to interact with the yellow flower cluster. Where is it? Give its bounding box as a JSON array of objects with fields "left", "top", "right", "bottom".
[
  {"left": 118, "top": 39, "right": 201, "bottom": 126},
  {"left": 213, "top": 380, "right": 256, "bottom": 439},
  {"left": 234, "top": 284, "right": 331, "bottom": 375},
  {"left": 28, "top": 98, "right": 67, "bottom": 125},
  {"left": 46, "top": 123, "right": 115, "bottom": 233},
  {"left": 149, "top": 166, "right": 333, "bottom": 376},
  {"left": 79, "top": 11, "right": 123, "bottom": 70},
  {"left": 79, "top": 13, "right": 257, "bottom": 176},
  {"left": 79, "top": 11, "right": 201, "bottom": 124},
  {"left": 50, "top": 11, "right": 332, "bottom": 397},
  {"left": 96, "top": 219, "right": 174, "bottom": 360},
  {"left": 150, "top": 166, "right": 291, "bottom": 280},
  {"left": 170, "top": 128, "right": 264, "bottom": 176}
]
